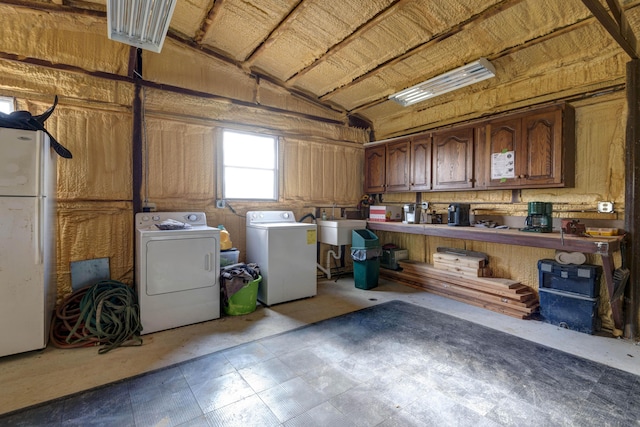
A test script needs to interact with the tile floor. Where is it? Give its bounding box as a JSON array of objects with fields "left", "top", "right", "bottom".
[{"left": 1, "top": 277, "right": 640, "bottom": 426}]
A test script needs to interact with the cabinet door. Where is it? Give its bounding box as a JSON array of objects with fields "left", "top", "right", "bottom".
[
  {"left": 386, "top": 139, "right": 411, "bottom": 192},
  {"left": 433, "top": 127, "right": 474, "bottom": 190},
  {"left": 486, "top": 106, "right": 566, "bottom": 188},
  {"left": 364, "top": 145, "right": 386, "bottom": 193},
  {"left": 410, "top": 135, "right": 432, "bottom": 191},
  {"left": 486, "top": 117, "right": 522, "bottom": 187},
  {"left": 521, "top": 108, "right": 563, "bottom": 186}
]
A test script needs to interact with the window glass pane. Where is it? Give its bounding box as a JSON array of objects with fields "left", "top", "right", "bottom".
[
  {"left": 222, "top": 130, "right": 277, "bottom": 200},
  {"left": 0, "top": 97, "right": 13, "bottom": 114},
  {"left": 223, "top": 131, "right": 275, "bottom": 168},
  {"left": 224, "top": 168, "right": 275, "bottom": 199}
]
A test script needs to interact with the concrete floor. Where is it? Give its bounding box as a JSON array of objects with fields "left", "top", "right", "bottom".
[{"left": 1, "top": 276, "right": 639, "bottom": 417}]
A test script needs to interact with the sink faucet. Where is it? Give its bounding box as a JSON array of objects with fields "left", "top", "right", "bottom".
[{"left": 331, "top": 203, "right": 336, "bottom": 220}]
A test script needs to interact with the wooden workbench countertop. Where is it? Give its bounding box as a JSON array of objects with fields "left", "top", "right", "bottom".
[{"left": 366, "top": 221, "right": 624, "bottom": 256}]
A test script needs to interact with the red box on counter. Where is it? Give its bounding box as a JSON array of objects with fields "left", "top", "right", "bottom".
[{"left": 369, "top": 205, "right": 403, "bottom": 222}]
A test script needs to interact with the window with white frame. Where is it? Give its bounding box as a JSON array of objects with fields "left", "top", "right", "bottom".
[
  {"left": 0, "top": 97, "right": 14, "bottom": 114},
  {"left": 221, "top": 130, "right": 278, "bottom": 200}
]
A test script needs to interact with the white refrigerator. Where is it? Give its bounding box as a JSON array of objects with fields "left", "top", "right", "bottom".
[{"left": 0, "top": 128, "right": 57, "bottom": 357}]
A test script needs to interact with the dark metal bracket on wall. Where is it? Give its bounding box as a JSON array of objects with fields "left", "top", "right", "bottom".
[
  {"left": 625, "top": 60, "right": 639, "bottom": 340},
  {"left": 132, "top": 48, "right": 143, "bottom": 215}
]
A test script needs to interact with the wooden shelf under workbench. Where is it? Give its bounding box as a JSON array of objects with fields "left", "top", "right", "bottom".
[{"left": 367, "top": 221, "right": 627, "bottom": 334}]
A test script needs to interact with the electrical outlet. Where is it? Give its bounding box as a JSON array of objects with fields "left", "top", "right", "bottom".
[
  {"left": 143, "top": 202, "right": 157, "bottom": 212},
  {"left": 215, "top": 200, "right": 226, "bottom": 209},
  {"left": 597, "top": 201, "right": 614, "bottom": 213}
]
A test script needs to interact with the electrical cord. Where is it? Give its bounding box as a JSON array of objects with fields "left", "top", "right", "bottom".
[{"left": 50, "top": 280, "right": 143, "bottom": 354}]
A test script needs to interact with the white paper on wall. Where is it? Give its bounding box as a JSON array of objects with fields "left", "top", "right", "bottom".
[{"left": 491, "top": 151, "right": 515, "bottom": 180}]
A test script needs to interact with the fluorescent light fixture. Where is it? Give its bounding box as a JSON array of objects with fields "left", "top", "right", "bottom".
[
  {"left": 389, "top": 58, "right": 496, "bottom": 107},
  {"left": 107, "top": 0, "right": 177, "bottom": 53}
]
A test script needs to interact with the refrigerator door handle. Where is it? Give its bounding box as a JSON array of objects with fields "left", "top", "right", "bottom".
[{"left": 35, "top": 197, "right": 43, "bottom": 265}]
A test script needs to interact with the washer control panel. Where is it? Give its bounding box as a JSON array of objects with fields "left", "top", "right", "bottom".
[
  {"left": 136, "top": 212, "right": 208, "bottom": 229},
  {"left": 246, "top": 211, "right": 297, "bottom": 225}
]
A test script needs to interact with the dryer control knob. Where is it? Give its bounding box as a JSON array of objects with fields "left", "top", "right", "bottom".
[
  {"left": 152, "top": 215, "right": 160, "bottom": 221},
  {"left": 187, "top": 214, "right": 197, "bottom": 221},
  {"left": 142, "top": 215, "right": 149, "bottom": 221}
]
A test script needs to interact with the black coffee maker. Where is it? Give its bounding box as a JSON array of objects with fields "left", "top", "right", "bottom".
[
  {"left": 522, "top": 202, "right": 553, "bottom": 232},
  {"left": 447, "top": 203, "right": 470, "bottom": 226}
]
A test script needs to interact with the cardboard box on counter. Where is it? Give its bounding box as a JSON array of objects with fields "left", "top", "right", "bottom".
[{"left": 369, "top": 205, "right": 403, "bottom": 222}]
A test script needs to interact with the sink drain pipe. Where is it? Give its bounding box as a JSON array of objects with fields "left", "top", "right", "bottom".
[{"left": 317, "top": 245, "right": 343, "bottom": 279}]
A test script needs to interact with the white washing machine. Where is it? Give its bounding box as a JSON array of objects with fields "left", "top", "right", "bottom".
[
  {"left": 246, "top": 211, "right": 317, "bottom": 306},
  {"left": 135, "top": 212, "right": 220, "bottom": 335}
]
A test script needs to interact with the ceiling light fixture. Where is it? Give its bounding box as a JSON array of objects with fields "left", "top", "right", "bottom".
[
  {"left": 107, "top": 0, "right": 177, "bottom": 53},
  {"left": 389, "top": 58, "right": 496, "bottom": 107}
]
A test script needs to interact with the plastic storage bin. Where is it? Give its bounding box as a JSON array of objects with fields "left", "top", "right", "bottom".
[
  {"left": 381, "top": 248, "right": 408, "bottom": 270},
  {"left": 223, "top": 275, "right": 261, "bottom": 316},
  {"left": 538, "top": 259, "right": 602, "bottom": 297},
  {"left": 538, "top": 288, "right": 600, "bottom": 334},
  {"left": 352, "top": 229, "right": 379, "bottom": 248},
  {"left": 220, "top": 249, "right": 240, "bottom": 267}
]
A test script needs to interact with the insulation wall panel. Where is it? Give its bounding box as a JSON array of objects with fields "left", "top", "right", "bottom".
[
  {"left": 142, "top": 88, "right": 365, "bottom": 142},
  {"left": 0, "top": 60, "right": 134, "bottom": 106},
  {"left": 57, "top": 201, "right": 133, "bottom": 299},
  {"left": 282, "top": 137, "right": 363, "bottom": 204},
  {"left": 144, "top": 118, "right": 216, "bottom": 202},
  {"left": 28, "top": 104, "right": 134, "bottom": 201},
  {"left": 0, "top": 5, "right": 129, "bottom": 75},
  {"left": 143, "top": 40, "right": 346, "bottom": 122}
]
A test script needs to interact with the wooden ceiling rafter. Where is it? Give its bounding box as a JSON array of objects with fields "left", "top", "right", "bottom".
[
  {"left": 581, "top": 0, "right": 640, "bottom": 58},
  {"left": 243, "top": 0, "right": 306, "bottom": 66},
  {"left": 316, "top": 0, "right": 524, "bottom": 103},
  {"left": 193, "top": 0, "right": 224, "bottom": 44},
  {"left": 284, "top": 0, "right": 403, "bottom": 85}
]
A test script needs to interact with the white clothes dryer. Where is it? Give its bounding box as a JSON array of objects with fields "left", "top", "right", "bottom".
[{"left": 135, "top": 212, "right": 220, "bottom": 335}]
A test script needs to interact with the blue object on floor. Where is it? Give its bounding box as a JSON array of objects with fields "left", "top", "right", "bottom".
[{"left": 539, "top": 287, "right": 600, "bottom": 334}]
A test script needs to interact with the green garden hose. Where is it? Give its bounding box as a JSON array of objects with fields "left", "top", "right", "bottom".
[{"left": 51, "top": 280, "right": 142, "bottom": 354}]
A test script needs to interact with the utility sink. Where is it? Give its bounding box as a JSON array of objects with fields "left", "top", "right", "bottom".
[{"left": 316, "top": 219, "right": 367, "bottom": 246}]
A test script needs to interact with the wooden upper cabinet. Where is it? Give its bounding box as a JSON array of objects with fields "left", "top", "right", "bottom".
[
  {"left": 363, "top": 102, "right": 574, "bottom": 194},
  {"left": 433, "top": 127, "right": 474, "bottom": 190},
  {"left": 386, "top": 139, "right": 411, "bottom": 192},
  {"left": 484, "top": 103, "right": 574, "bottom": 189},
  {"left": 410, "top": 135, "right": 432, "bottom": 191},
  {"left": 364, "top": 144, "right": 386, "bottom": 193}
]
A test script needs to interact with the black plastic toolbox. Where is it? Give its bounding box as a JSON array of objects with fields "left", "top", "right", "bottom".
[
  {"left": 538, "top": 288, "right": 600, "bottom": 334},
  {"left": 537, "top": 259, "right": 602, "bottom": 298}
]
